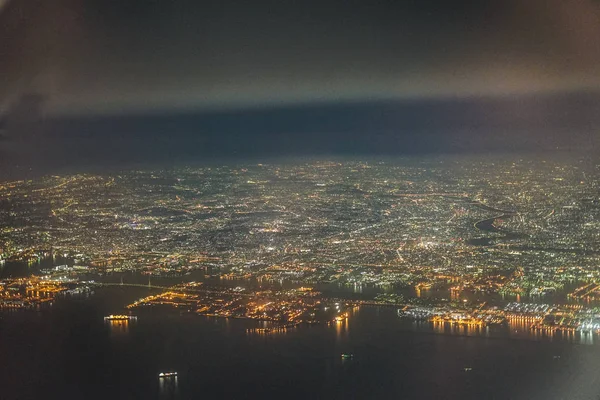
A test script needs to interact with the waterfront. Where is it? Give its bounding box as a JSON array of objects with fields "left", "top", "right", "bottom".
[
  {"left": 3, "top": 289, "right": 600, "bottom": 399},
  {"left": 2, "top": 158, "right": 600, "bottom": 398},
  {"left": 3, "top": 0, "right": 600, "bottom": 395}
]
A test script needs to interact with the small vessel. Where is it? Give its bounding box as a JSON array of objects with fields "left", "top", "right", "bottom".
[
  {"left": 341, "top": 353, "right": 354, "bottom": 360},
  {"left": 464, "top": 367, "right": 473, "bottom": 372},
  {"left": 159, "top": 372, "right": 178, "bottom": 378},
  {"left": 104, "top": 314, "right": 137, "bottom": 321}
]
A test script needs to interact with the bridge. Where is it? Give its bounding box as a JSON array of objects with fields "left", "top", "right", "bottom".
[
  {"left": 95, "top": 282, "right": 407, "bottom": 306},
  {"left": 94, "top": 282, "right": 251, "bottom": 297},
  {"left": 97, "top": 282, "right": 171, "bottom": 290}
]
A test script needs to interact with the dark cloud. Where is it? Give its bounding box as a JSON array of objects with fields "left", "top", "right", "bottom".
[
  {"left": 0, "top": 91, "right": 596, "bottom": 175},
  {"left": 2, "top": 0, "right": 600, "bottom": 115}
]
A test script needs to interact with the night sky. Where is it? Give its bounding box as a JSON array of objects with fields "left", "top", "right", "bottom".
[{"left": 1, "top": 0, "right": 600, "bottom": 171}]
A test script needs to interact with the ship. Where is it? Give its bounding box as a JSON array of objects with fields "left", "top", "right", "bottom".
[
  {"left": 104, "top": 314, "right": 137, "bottom": 321},
  {"left": 158, "top": 372, "right": 178, "bottom": 378},
  {"left": 341, "top": 353, "right": 354, "bottom": 360}
]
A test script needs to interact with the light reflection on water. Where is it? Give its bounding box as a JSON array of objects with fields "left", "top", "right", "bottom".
[
  {"left": 335, "top": 318, "right": 349, "bottom": 341},
  {"left": 398, "top": 313, "right": 600, "bottom": 345},
  {"left": 432, "top": 321, "right": 489, "bottom": 337},
  {"left": 108, "top": 320, "right": 130, "bottom": 336},
  {"left": 7, "top": 294, "right": 600, "bottom": 399},
  {"left": 159, "top": 376, "right": 179, "bottom": 399}
]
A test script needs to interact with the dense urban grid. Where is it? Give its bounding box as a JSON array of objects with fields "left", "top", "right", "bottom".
[{"left": 1, "top": 157, "right": 600, "bottom": 340}]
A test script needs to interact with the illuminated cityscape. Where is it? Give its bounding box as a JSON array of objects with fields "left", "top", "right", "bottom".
[
  {"left": 1, "top": 157, "right": 600, "bottom": 341},
  {"left": 3, "top": 0, "right": 600, "bottom": 397}
]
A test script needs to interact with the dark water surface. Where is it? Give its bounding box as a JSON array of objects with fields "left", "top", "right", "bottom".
[{"left": 2, "top": 288, "right": 600, "bottom": 400}]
